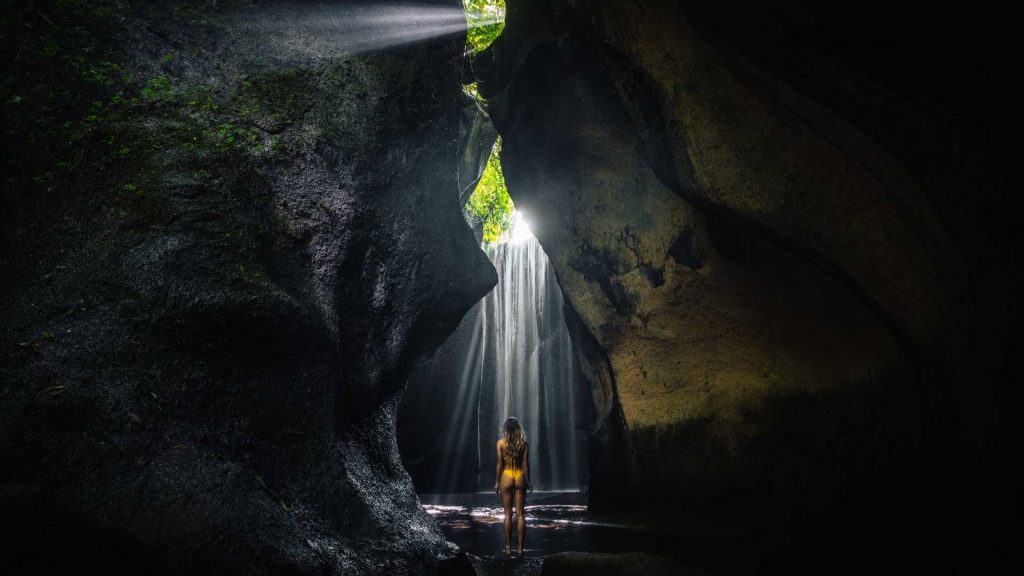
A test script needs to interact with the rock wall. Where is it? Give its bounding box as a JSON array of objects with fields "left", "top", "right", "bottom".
[
  {"left": 0, "top": 1, "right": 492, "bottom": 574},
  {"left": 475, "top": 0, "right": 1014, "bottom": 568}
]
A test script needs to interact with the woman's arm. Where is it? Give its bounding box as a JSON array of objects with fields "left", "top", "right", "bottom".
[
  {"left": 494, "top": 439, "right": 504, "bottom": 493},
  {"left": 524, "top": 442, "right": 532, "bottom": 491}
]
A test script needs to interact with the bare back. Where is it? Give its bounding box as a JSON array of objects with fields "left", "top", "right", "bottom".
[{"left": 499, "top": 438, "right": 525, "bottom": 470}]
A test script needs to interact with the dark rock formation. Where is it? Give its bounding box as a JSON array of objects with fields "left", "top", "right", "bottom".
[
  {"left": 398, "top": 300, "right": 488, "bottom": 494},
  {"left": 475, "top": 0, "right": 1015, "bottom": 571},
  {"left": 1, "top": 1, "right": 492, "bottom": 574}
]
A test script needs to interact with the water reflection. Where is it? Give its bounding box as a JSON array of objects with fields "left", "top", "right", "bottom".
[
  {"left": 424, "top": 501, "right": 591, "bottom": 530},
  {"left": 420, "top": 492, "right": 779, "bottom": 575}
]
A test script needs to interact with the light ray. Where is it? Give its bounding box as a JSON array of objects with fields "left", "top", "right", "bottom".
[
  {"left": 237, "top": 3, "right": 505, "bottom": 57},
  {"left": 507, "top": 210, "right": 534, "bottom": 244}
]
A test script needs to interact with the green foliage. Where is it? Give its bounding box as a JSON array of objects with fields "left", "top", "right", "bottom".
[
  {"left": 142, "top": 75, "right": 174, "bottom": 100},
  {"left": 82, "top": 60, "right": 132, "bottom": 86},
  {"left": 465, "top": 139, "right": 515, "bottom": 245},
  {"left": 463, "top": 0, "right": 505, "bottom": 53},
  {"left": 1, "top": 0, "right": 281, "bottom": 246},
  {"left": 463, "top": 81, "right": 485, "bottom": 105}
]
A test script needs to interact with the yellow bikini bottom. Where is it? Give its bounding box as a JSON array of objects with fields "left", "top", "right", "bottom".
[{"left": 502, "top": 468, "right": 523, "bottom": 480}]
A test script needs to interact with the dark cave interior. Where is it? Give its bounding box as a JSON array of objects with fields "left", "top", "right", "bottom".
[{"left": 0, "top": 2, "right": 1017, "bottom": 575}]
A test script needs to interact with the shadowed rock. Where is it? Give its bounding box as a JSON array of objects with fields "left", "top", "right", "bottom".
[
  {"left": 0, "top": 1, "right": 493, "bottom": 574},
  {"left": 473, "top": 0, "right": 1014, "bottom": 571}
]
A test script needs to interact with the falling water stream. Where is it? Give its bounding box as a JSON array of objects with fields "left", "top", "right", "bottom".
[
  {"left": 477, "top": 235, "right": 581, "bottom": 491},
  {"left": 399, "top": 233, "right": 585, "bottom": 493}
]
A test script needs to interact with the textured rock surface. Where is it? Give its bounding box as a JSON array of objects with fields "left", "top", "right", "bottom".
[
  {"left": 1, "top": 1, "right": 492, "bottom": 574},
  {"left": 475, "top": 0, "right": 1014, "bottom": 569}
]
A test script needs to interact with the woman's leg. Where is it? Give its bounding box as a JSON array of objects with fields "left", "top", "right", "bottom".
[
  {"left": 514, "top": 476, "right": 526, "bottom": 554},
  {"left": 500, "top": 472, "right": 514, "bottom": 553}
]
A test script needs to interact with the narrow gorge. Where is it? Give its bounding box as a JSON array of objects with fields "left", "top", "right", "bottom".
[{"left": 0, "top": 2, "right": 1015, "bottom": 575}]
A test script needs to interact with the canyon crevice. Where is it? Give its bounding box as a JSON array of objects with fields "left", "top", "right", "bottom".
[{"left": 1, "top": 1, "right": 1015, "bottom": 574}]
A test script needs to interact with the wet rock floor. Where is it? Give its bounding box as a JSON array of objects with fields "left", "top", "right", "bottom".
[{"left": 420, "top": 492, "right": 779, "bottom": 576}]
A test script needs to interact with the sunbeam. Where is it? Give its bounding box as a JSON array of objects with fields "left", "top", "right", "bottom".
[
  {"left": 403, "top": 235, "right": 584, "bottom": 494},
  {"left": 236, "top": 2, "right": 505, "bottom": 57}
]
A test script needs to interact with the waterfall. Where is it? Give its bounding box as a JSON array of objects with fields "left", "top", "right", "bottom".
[
  {"left": 480, "top": 236, "right": 580, "bottom": 491},
  {"left": 399, "top": 235, "right": 585, "bottom": 492}
]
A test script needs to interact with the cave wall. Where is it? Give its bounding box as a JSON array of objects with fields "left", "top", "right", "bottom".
[
  {"left": 475, "top": 0, "right": 1015, "bottom": 567},
  {"left": 0, "top": 1, "right": 492, "bottom": 574}
]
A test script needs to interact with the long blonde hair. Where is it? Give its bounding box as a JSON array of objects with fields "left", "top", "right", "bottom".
[{"left": 502, "top": 417, "right": 526, "bottom": 468}]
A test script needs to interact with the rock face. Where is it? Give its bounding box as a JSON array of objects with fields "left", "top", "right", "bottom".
[
  {"left": 475, "top": 0, "right": 1014, "bottom": 568},
  {"left": 0, "top": 1, "right": 492, "bottom": 574}
]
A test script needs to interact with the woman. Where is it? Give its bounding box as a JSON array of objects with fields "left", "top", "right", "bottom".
[{"left": 494, "top": 416, "right": 532, "bottom": 556}]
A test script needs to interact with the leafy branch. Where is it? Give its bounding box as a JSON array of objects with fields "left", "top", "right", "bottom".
[{"left": 465, "top": 138, "right": 515, "bottom": 245}]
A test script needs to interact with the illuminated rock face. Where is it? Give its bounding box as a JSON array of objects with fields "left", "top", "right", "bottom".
[
  {"left": 0, "top": 1, "right": 491, "bottom": 574},
  {"left": 477, "top": 0, "right": 1013, "bottom": 564}
]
